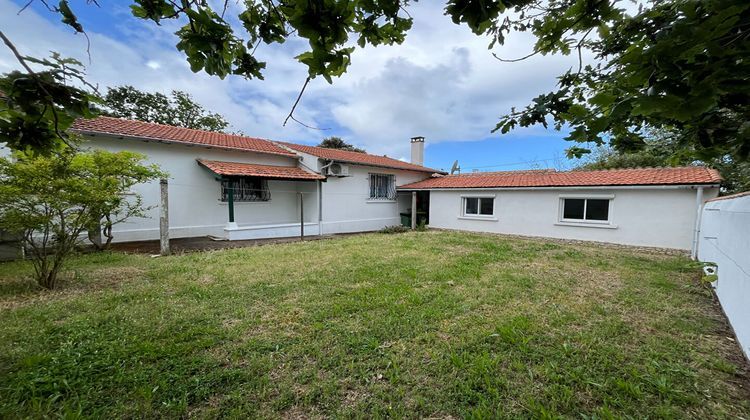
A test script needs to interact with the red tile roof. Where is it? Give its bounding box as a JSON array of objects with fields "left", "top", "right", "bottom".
[
  {"left": 398, "top": 167, "right": 722, "bottom": 190},
  {"left": 277, "top": 142, "right": 444, "bottom": 174},
  {"left": 71, "top": 116, "right": 296, "bottom": 157},
  {"left": 197, "top": 159, "right": 324, "bottom": 180}
]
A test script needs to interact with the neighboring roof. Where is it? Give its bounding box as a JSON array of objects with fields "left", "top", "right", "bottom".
[
  {"left": 197, "top": 159, "right": 325, "bottom": 181},
  {"left": 398, "top": 167, "right": 722, "bottom": 190},
  {"left": 706, "top": 190, "right": 750, "bottom": 202},
  {"left": 277, "top": 142, "right": 445, "bottom": 174},
  {"left": 72, "top": 116, "right": 296, "bottom": 157}
]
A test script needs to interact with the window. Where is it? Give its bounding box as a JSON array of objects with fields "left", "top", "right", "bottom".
[
  {"left": 369, "top": 173, "right": 396, "bottom": 200},
  {"left": 561, "top": 198, "right": 610, "bottom": 222},
  {"left": 463, "top": 197, "right": 494, "bottom": 216},
  {"left": 220, "top": 177, "right": 270, "bottom": 202}
]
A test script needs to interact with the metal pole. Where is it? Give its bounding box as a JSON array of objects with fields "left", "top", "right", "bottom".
[
  {"left": 227, "top": 180, "right": 235, "bottom": 224},
  {"left": 159, "top": 178, "right": 170, "bottom": 256},
  {"left": 691, "top": 186, "right": 705, "bottom": 260},
  {"left": 411, "top": 191, "right": 417, "bottom": 230},
  {"left": 299, "top": 192, "right": 304, "bottom": 240}
]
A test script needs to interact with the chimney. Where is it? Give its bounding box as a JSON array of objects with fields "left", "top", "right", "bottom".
[{"left": 410, "top": 136, "right": 425, "bottom": 166}]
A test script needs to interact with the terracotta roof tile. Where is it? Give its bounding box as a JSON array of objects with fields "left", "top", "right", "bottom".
[
  {"left": 277, "top": 142, "right": 444, "bottom": 174},
  {"left": 398, "top": 167, "right": 722, "bottom": 189},
  {"left": 72, "top": 116, "right": 296, "bottom": 157},
  {"left": 197, "top": 159, "right": 325, "bottom": 180}
]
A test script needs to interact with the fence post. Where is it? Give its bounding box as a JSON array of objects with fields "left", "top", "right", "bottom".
[
  {"left": 299, "top": 192, "right": 304, "bottom": 240},
  {"left": 160, "top": 178, "right": 170, "bottom": 256}
]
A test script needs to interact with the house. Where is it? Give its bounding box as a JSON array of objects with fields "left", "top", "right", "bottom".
[
  {"left": 70, "top": 117, "right": 443, "bottom": 242},
  {"left": 397, "top": 167, "right": 722, "bottom": 251}
]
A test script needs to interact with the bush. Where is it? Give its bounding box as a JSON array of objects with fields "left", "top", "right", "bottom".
[{"left": 0, "top": 148, "right": 163, "bottom": 289}]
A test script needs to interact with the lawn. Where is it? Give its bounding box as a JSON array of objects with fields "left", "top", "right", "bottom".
[{"left": 0, "top": 231, "right": 748, "bottom": 418}]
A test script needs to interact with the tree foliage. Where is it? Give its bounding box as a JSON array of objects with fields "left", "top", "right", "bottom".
[
  {"left": 0, "top": 148, "right": 164, "bottom": 289},
  {"left": 102, "top": 86, "right": 230, "bottom": 132},
  {"left": 3, "top": 0, "right": 749, "bottom": 165},
  {"left": 491, "top": 0, "right": 750, "bottom": 163},
  {"left": 318, "top": 136, "right": 365, "bottom": 153},
  {"left": 0, "top": 51, "right": 98, "bottom": 154}
]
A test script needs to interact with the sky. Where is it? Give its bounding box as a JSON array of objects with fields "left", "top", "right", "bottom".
[{"left": 0, "top": 0, "right": 591, "bottom": 172}]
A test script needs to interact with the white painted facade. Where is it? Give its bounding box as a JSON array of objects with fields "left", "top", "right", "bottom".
[
  {"left": 698, "top": 193, "right": 750, "bottom": 359},
  {"left": 82, "top": 134, "right": 432, "bottom": 242},
  {"left": 424, "top": 186, "right": 719, "bottom": 250}
]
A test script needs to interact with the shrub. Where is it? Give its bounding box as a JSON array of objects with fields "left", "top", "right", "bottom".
[{"left": 0, "top": 148, "right": 163, "bottom": 289}]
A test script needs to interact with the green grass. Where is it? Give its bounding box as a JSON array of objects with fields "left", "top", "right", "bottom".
[{"left": 0, "top": 231, "right": 748, "bottom": 418}]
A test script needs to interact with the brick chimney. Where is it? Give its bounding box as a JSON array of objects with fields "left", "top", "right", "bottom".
[{"left": 410, "top": 136, "right": 425, "bottom": 166}]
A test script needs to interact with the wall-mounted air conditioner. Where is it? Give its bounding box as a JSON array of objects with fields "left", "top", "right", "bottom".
[{"left": 326, "top": 163, "right": 350, "bottom": 177}]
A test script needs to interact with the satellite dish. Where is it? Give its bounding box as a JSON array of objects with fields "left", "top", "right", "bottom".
[{"left": 450, "top": 160, "right": 461, "bottom": 175}]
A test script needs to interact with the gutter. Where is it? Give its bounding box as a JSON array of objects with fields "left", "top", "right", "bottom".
[{"left": 691, "top": 186, "right": 705, "bottom": 260}]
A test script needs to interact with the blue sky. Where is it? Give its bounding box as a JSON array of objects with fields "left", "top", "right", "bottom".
[{"left": 0, "top": 0, "right": 588, "bottom": 172}]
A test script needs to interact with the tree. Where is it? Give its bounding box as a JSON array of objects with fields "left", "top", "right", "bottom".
[
  {"left": 0, "top": 148, "right": 164, "bottom": 289},
  {"left": 578, "top": 130, "right": 750, "bottom": 194},
  {"left": 2, "top": 0, "right": 748, "bottom": 164},
  {"left": 318, "top": 136, "right": 365, "bottom": 153},
  {"left": 491, "top": 0, "right": 750, "bottom": 164},
  {"left": 103, "top": 86, "right": 230, "bottom": 132}
]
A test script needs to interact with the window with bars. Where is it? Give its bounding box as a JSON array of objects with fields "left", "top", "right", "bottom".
[
  {"left": 369, "top": 173, "right": 396, "bottom": 200},
  {"left": 220, "top": 177, "right": 270, "bottom": 202}
]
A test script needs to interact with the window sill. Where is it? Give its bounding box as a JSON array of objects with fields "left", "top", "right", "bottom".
[
  {"left": 458, "top": 215, "right": 498, "bottom": 221},
  {"left": 366, "top": 200, "right": 397, "bottom": 203},
  {"left": 555, "top": 221, "right": 617, "bottom": 229}
]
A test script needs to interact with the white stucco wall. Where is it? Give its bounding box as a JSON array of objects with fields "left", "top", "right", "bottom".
[
  {"left": 83, "top": 135, "right": 319, "bottom": 242},
  {"left": 319, "top": 164, "right": 429, "bottom": 234},
  {"left": 82, "top": 135, "right": 433, "bottom": 241},
  {"left": 426, "top": 186, "right": 719, "bottom": 250},
  {"left": 698, "top": 194, "right": 750, "bottom": 359}
]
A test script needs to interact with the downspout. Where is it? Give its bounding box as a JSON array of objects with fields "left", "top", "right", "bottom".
[
  {"left": 317, "top": 179, "right": 323, "bottom": 236},
  {"left": 691, "top": 186, "right": 705, "bottom": 260}
]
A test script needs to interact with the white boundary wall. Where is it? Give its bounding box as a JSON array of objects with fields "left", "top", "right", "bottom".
[{"left": 698, "top": 192, "right": 750, "bottom": 359}]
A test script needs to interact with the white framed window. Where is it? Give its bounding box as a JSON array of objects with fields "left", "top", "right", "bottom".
[
  {"left": 559, "top": 196, "right": 612, "bottom": 224},
  {"left": 369, "top": 173, "right": 396, "bottom": 200},
  {"left": 461, "top": 196, "right": 495, "bottom": 217}
]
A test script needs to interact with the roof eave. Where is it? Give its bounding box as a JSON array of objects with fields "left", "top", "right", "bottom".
[
  {"left": 397, "top": 183, "right": 722, "bottom": 191},
  {"left": 319, "top": 157, "right": 445, "bottom": 174},
  {"left": 74, "top": 129, "right": 298, "bottom": 158}
]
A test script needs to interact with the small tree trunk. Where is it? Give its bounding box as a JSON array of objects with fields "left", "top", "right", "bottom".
[{"left": 88, "top": 219, "right": 103, "bottom": 250}]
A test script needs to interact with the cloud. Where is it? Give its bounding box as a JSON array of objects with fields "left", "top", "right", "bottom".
[
  {"left": 145, "top": 60, "right": 161, "bottom": 70},
  {"left": 0, "top": 0, "right": 579, "bottom": 158}
]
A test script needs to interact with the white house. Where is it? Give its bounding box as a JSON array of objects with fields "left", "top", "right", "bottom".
[
  {"left": 70, "top": 117, "right": 442, "bottom": 242},
  {"left": 398, "top": 167, "right": 722, "bottom": 251}
]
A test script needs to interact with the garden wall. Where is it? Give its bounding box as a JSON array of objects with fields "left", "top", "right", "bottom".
[{"left": 698, "top": 192, "right": 750, "bottom": 360}]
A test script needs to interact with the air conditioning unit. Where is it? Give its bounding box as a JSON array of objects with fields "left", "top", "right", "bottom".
[{"left": 326, "top": 163, "right": 350, "bottom": 177}]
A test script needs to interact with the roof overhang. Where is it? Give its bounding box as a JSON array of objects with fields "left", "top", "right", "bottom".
[
  {"left": 397, "top": 184, "right": 722, "bottom": 191},
  {"left": 320, "top": 157, "right": 447, "bottom": 175},
  {"left": 197, "top": 159, "right": 325, "bottom": 181},
  {"left": 74, "top": 130, "right": 299, "bottom": 158}
]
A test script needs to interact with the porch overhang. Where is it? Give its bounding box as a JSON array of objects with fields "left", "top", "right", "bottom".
[{"left": 197, "top": 159, "right": 325, "bottom": 181}]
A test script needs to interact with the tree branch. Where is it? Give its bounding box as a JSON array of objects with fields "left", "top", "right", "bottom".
[{"left": 0, "top": 30, "right": 71, "bottom": 147}]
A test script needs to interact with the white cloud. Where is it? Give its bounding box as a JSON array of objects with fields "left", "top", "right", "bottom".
[
  {"left": 145, "top": 60, "right": 161, "bottom": 70},
  {"left": 0, "top": 0, "right": 579, "bottom": 157}
]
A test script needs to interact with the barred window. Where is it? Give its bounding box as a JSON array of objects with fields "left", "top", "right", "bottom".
[
  {"left": 220, "top": 177, "right": 270, "bottom": 202},
  {"left": 369, "top": 173, "right": 396, "bottom": 200}
]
